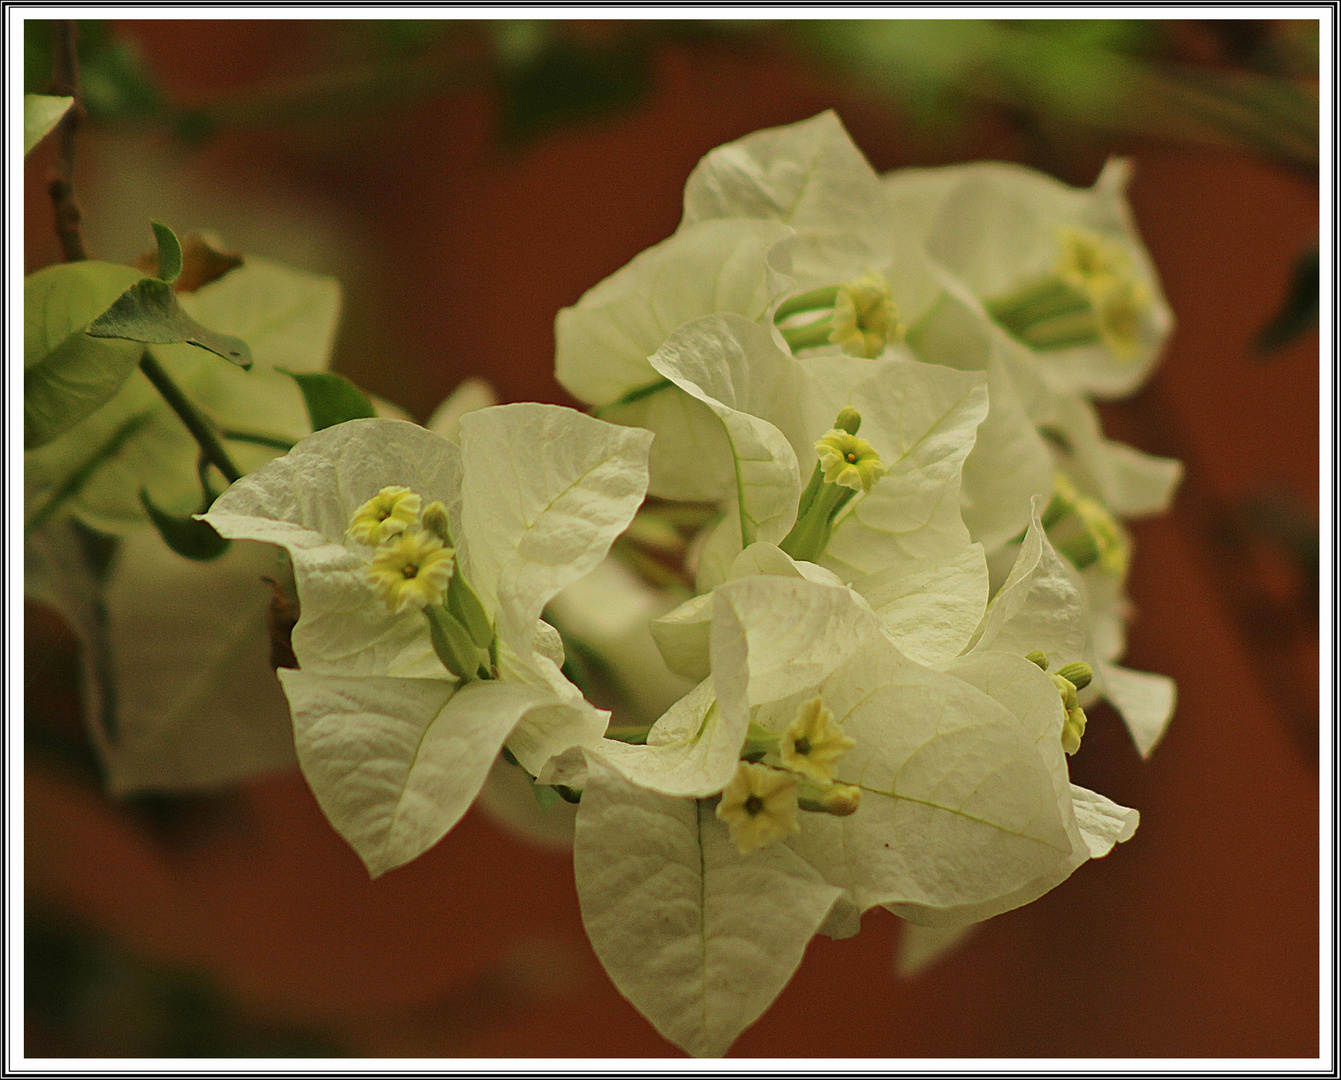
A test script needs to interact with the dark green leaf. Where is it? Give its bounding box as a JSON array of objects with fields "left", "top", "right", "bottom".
[
  {"left": 280, "top": 370, "right": 376, "bottom": 431},
  {"left": 86, "top": 278, "right": 253, "bottom": 368},
  {"left": 1256, "top": 246, "right": 1318, "bottom": 353},
  {"left": 151, "top": 221, "right": 182, "bottom": 284},
  {"left": 139, "top": 489, "right": 231, "bottom": 561},
  {"left": 495, "top": 25, "right": 653, "bottom": 143}
]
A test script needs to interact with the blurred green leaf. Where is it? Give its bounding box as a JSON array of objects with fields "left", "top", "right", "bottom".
[
  {"left": 494, "top": 23, "right": 654, "bottom": 142},
  {"left": 26, "top": 19, "right": 161, "bottom": 119},
  {"left": 25, "top": 262, "right": 148, "bottom": 450},
  {"left": 150, "top": 222, "right": 183, "bottom": 284},
  {"left": 281, "top": 370, "right": 376, "bottom": 431},
  {"left": 86, "top": 278, "right": 253, "bottom": 368},
  {"left": 796, "top": 18, "right": 1317, "bottom": 173},
  {"left": 1256, "top": 246, "right": 1318, "bottom": 353},
  {"left": 139, "top": 489, "right": 231, "bottom": 561},
  {"left": 24, "top": 93, "right": 72, "bottom": 155}
]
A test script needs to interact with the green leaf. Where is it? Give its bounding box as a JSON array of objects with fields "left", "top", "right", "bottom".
[
  {"left": 139, "top": 489, "right": 230, "bottom": 561},
  {"left": 1256, "top": 246, "right": 1318, "bottom": 353},
  {"left": 86, "top": 278, "right": 253, "bottom": 368},
  {"left": 151, "top": 222, "right": 182, "bottom": 284},
  {"left": 24, "top": 262, "right": 148, "bottom": 449},
  {"left": 279, "top": 370, "right": 375, "bottom": 431},
  {"left": 24, "top": 94, "right": 72, "bottom": 155}
]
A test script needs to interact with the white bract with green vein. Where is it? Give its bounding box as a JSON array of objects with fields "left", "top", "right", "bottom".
[{"left": 204, "top": 405, "right": 652, "bottom": 876}]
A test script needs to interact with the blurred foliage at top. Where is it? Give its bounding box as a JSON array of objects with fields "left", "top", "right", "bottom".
[
  {"left": 25, "top": 17, "right": 1318, "bottom": 349},
  {"left": 24, "top": 17, "right": 1319, "bottom": 170}
]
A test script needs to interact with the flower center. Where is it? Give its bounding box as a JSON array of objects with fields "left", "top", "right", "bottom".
[{"left": 773, "top": 272, "right": 903, "bottom": 359}]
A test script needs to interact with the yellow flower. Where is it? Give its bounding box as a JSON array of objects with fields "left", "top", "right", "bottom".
[
  {"left": 830, "top": 271, "right": 902, "bottom": 359},
  {"left": 1055, "top": 227, "right": 1125, "bottom": 290},
  {"left": 367, "top": 529, "right": 455, "bottom": 614},
  {"left": 815, "top": 429, "right": 886, "bottom": 493},
  {"left": 348, "top": 486, "right": 422, "bottom": 546},
  {"left": 1074, "top": 496, "right": 1131, "bottom": 577},
  {"left": 1091, "top": 275, "right": 1150, "bottom": 362},
  {"left": 715, "top": 762, "right": 800, "bottom": 855},
  {"left": 779, "top": 697, "right": 856, "bottom": 783}
]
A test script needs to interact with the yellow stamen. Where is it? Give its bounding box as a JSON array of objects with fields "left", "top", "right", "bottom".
[
  {"left": 815, "top": 429, "right": 886, "bottom": 494},
  {"left": 715, "top": 762, "right": 800, "bottom": 855},
  {"left": 779, "top": 697, "right": 855, "bottom": 784},
  {"left": 348, "top": 486, "right": 422, "bottom": 546},
  {"left": 830, "top": 271, "right": 902, "bottom": 359},
  {"left": 367, "top": 529, "right": 455, "bottom": 614}
]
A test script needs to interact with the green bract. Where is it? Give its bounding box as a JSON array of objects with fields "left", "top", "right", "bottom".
[{"left": 203, "top": 407, "right": 652, "bottom": 876}]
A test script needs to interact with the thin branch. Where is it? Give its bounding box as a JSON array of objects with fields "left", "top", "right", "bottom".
[
  {"left": 138, "top": 351, "right": 242, "bottom": 484},
  {"left": 48, "top": 20, "right": 89, "bottom": 262}
]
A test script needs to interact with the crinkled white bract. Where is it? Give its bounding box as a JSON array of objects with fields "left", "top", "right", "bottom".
[
  {"left": 572, "top": 569, "right": 1136, "bottom": 1057},
  {"left": 884, "top": 158, "right": 1175, "bottom": 400},
  {"left": 203, "top": 406, "right": 652, "bottom": 876}
]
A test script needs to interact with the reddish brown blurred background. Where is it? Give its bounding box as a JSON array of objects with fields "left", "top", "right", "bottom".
[{"left": 23, "top": 18, "right": 1321, "bottom": 1058}]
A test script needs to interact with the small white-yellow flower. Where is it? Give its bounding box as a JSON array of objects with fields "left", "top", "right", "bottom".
[
  {"left": 779, "top": 696, "right": 855, "bottom": 784},
  {"left": 715, "top": 761, "right": 800, "bottom": 855},
  {"left": 815, "top": 429, "right": 886, "bottom": 493},
  {"left": 1091, "top": 275, "right": 1151, "bottom": 362},
  {"left": 366, "top": 527, "right": 455, "bottom": 614},
  {"left": 347, "top": 485, "right": 422, "bottom": 546},
  {"left": 1055, "top": 226, "right": 1126, "bottom": 290},
  {"left": 830, "top": 272, "right": 902, "bottom": 359}
]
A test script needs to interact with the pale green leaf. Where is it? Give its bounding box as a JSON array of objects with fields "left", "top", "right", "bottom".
[
  {"left": 85, "top": 277, "right": 253, "bottom": 366},
  {"left": 150, "top": 222, "right": 183, "bottom": 284},
  {"left": 152, "top": 254, "right": 342, "bottom": 374},
  {"left": 26, "top": 524, "right": 298, "bottom": 795},
  {"left": 24, "top": 261, "right": 147, "bottom": 449},
  {"left": 24, "top": 93, "right": 72, "bottom": 155},
  {"left": 281, "top": 369, "right": 376, "bottom": 431},
  {"left": 279, "top": 670, "right": 547, "bottom": 877},
  {"left": 556, "top": 218, "right": 793, "bottom": 406},
  {"left": 574, "top": 754, "right": 844, "bottom": 1057}
]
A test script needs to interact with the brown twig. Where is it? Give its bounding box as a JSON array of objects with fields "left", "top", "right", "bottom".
[{"left": 48, "top": 19, "right": 89, "bottom": 262}]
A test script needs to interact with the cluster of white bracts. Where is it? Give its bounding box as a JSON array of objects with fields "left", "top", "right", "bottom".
[{"left": 72, "top": 112, "right": 1181, "bottom": 1057}]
